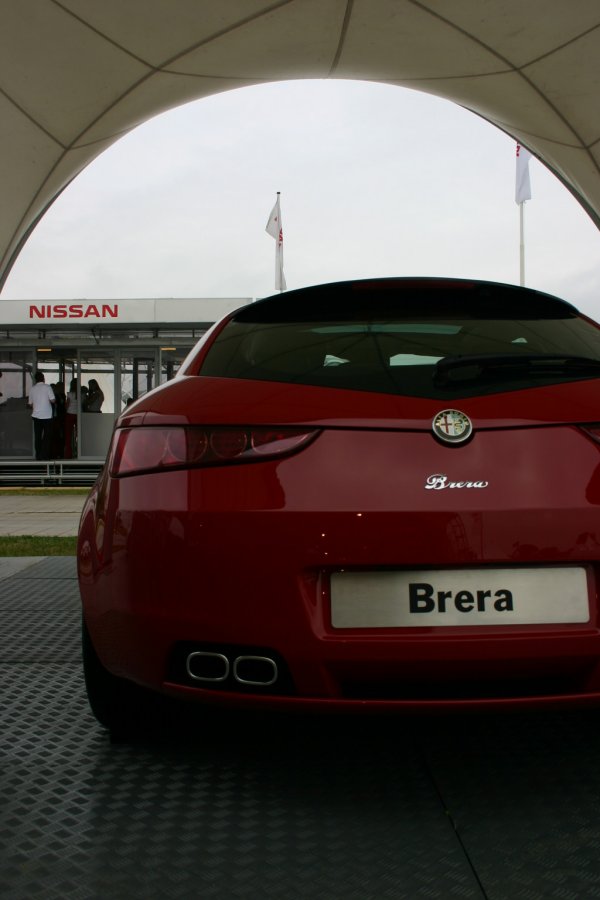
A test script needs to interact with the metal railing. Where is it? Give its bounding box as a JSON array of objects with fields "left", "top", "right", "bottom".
[{"left": 0, "top": 460, "right": 103, "bottom": 486}]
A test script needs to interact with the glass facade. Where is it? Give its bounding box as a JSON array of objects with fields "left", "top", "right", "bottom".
[
  {"left": 0, "top": 343, "right": 195, "bottom": 460},
  {"left": 0, "top": 351, "right": 34, "bottom": 457},
  {"left": 0, "top": 296, "right": 249, "bottom": 461}
]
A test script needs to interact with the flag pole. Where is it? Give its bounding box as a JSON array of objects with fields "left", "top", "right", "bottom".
[
  {"left": 276, "top": 191, "right": 282, "bottom": 294},
  {"left": 515, "top": 142, "right": 532, "bottom": 287},
  {"left": 519, "top": 201, "right": 525, "bottom": 286}
]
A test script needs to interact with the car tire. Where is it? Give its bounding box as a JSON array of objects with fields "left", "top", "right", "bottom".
[{"left": 82, "top": 617, "right": 157, "bottom": 737}]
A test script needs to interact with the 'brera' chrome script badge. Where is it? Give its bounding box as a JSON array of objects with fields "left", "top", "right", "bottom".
[
  {"left": 432, "top": 409, "right": 472, "bottom": 444},
  {"left": 425, "top": 474, "right": 489, "bottom": 490}
]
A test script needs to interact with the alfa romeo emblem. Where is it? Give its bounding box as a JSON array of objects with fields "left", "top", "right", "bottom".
[{"left": 432, "top": 409, "right": 473, "bottom": 444}]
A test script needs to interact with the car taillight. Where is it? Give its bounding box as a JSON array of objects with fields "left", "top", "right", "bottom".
[{"left": 110, "top": 426, "right": 319, "bottom": 476}]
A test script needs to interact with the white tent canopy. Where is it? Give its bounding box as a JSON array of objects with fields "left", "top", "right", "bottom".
[{"left": 1, "top": 0, "right": 599, "bottom": 289}]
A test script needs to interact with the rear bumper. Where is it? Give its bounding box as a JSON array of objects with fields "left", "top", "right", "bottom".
[{"left": 79, "top": 533, "right": 600, "bottom": 710}]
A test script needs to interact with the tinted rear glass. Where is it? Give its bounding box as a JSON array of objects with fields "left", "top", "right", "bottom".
[{"left": 199, "top": 281, "right": 600, "bottom": 399}]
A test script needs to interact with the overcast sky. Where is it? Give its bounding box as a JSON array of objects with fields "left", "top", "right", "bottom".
[{"left": 3, "top": 79, "right": 600, "bottom": 320}]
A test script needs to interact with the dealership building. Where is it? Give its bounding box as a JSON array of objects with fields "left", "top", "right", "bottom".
[{"left": 0, "top": 296, "right": 248, "bottom": 482}]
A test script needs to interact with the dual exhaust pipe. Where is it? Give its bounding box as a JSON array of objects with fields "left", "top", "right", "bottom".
[{"left": 186, "top": 650, "right": 278, "bottom": 687}]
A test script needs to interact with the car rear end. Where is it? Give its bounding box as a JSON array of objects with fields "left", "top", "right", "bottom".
[{"left": 78, "top": 278, "right": 600, "bottom": 712}]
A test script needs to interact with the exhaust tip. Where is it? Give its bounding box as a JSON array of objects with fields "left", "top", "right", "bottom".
[
  {"left": 171, "top": 644, "right": 292, "bottom": 694},
  {"left": 186, "top": 651, "right": 229, "bottom": 682},
  {"left": 233, "top": 655, "right": 278, "bottom": 687}
]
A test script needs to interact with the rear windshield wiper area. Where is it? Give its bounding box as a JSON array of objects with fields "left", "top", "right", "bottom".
[{"left": 434, "top": 353, "right": 600, "bottom": 386}]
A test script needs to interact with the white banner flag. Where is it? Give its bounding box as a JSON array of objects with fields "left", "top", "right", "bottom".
[
  {"left": 515, "top": 143, "right": 532, "bottom": 204},
  {"left": 265, "top": 194, "right": 286, "bottom": 291}
]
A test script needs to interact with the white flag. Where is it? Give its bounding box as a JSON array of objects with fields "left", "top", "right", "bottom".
[
  {"left": 515, "top": 143, "right": 532, "bottom": 204},
  {"left": 265, "top": 194, "right": 286, "bottom": 291}
]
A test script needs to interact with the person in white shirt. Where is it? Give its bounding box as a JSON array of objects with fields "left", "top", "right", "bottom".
[{"left": 28, "top": 371, "right": 55, "bottom": 460}]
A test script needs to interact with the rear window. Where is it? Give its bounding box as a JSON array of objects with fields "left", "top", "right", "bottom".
[{"left": 199, "top": 280, "right": 600, "bottom": 399}]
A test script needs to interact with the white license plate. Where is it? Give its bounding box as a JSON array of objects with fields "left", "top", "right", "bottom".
[{"left": 330, "top": 567, "right": 589, "bottom": 628}]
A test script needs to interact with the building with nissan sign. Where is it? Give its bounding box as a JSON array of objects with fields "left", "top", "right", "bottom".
[{"left": 0, "top": 297, "right": 247, "bottom": 481}]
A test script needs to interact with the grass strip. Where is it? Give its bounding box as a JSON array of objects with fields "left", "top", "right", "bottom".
[
  {"left": 0, "top": 536, "right": 77, "bottom": 556},
  {"left": 0, "top": 488, "right": 89, "bottom": 496}
]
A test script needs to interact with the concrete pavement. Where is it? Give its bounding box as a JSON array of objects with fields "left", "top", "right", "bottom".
[{"left": 0, "top": 491, "right": 87, "bottom": 537}]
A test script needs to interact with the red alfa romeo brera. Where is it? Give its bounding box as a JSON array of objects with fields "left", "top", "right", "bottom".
[{"left": 78, "top": 277, "right": 600, "bottom": 731}]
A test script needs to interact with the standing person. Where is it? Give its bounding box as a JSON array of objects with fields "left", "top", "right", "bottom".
[
  {"left": 28, "top": 371, "right": 55, "bottom": 460},
  {"left": 64, "top": 378, "right": 78, "bottom": 458},
  {"left": 51, "top": 381, "right": 66, "bottom": 458},
  {"left": 86, "top": 379, "right": 104, "bottom": 412}
]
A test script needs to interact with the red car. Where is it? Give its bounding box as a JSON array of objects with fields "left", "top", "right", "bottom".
[{"left": 78, "top": 278, "right": 600, "bottom": 731}]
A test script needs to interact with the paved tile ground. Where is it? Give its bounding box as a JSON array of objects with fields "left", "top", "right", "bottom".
[
  {"left": 3, "top": 553, "right": 600, "bottom": 898},
  {"left": 0, "top": 557, "right": 45, "bottom": 581}
]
